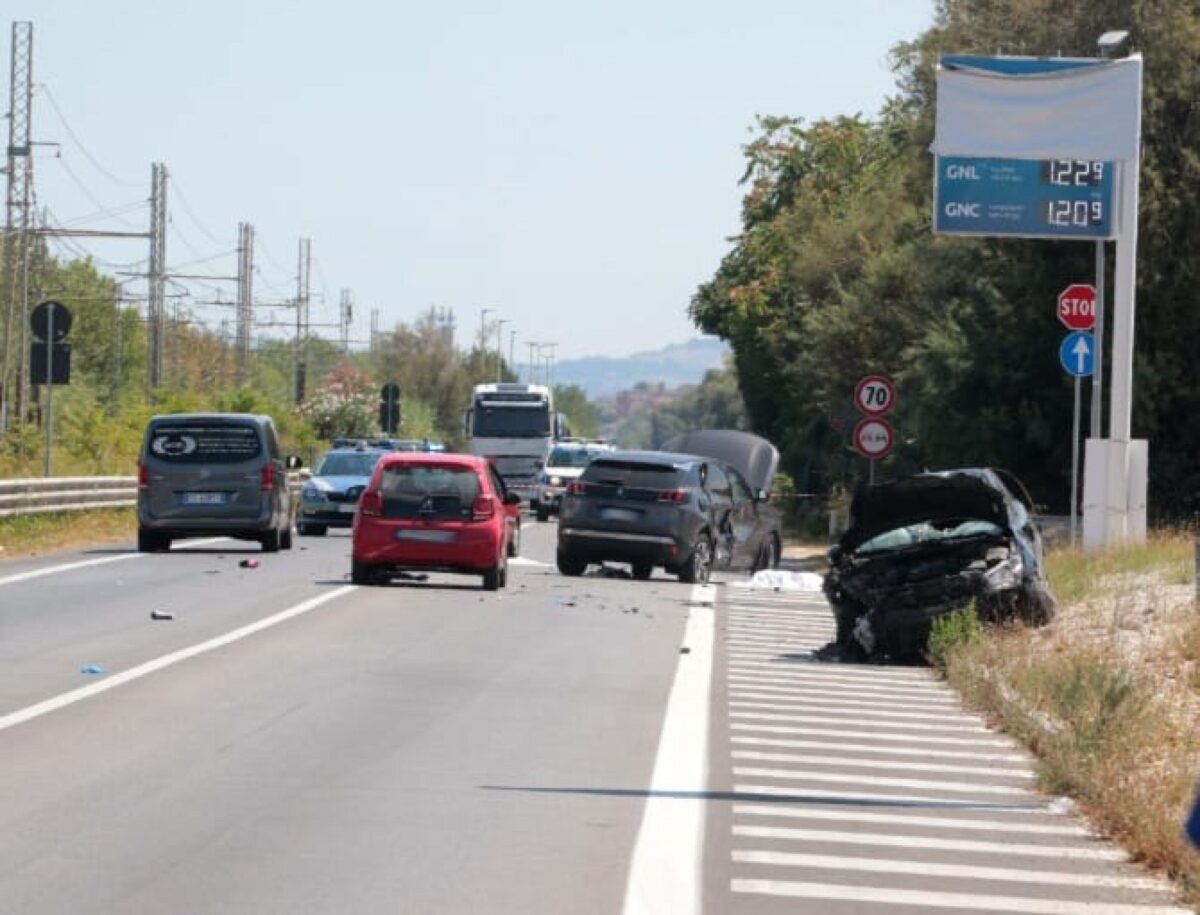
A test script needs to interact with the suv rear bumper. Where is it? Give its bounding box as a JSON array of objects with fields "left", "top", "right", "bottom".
[{"left": 559, "top": 526, "right": 682, "bottom": 566}]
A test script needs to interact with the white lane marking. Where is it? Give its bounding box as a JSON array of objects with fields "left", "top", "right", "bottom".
[
  {"left": 731, "top": 850, "right": 1169, "bottom": 891},
  {"left": 727, "top": 663, "right": 948, "bottom": 691},
  {"left": 732, "top": 804, "right": 1089, "bottom": 836},
  {"left": 732, "top": 750, "right": 1033, "bottom": 779},
  {"left": 731, "top": 710, "right": 991, "bottom": 735},
  {"left": 0, "top": 536, "right": 229, "bottom": 588},
  {"left": 727, "top": 680, "right": 952, "bottom": 705},
  {"left": 508, "top": 557, "right": 551, "bottom": 567},
  {"left": 730, "top": 694, "right": 985, "bottom": 724},
  {"left": 728, "top": 672, "right": 958, "bottom": 699},
  {"left": 0, "top": 585, "right": 358, "bottom": 733},
  {"left": 735, "top": 783, "right": 1054, "bottom": 812},
  {"left": 732, "top": 825, "right": 1127, "bottom": 861},
  {"left": 731, "top": 735, "right": 1026, "bottom": 762},
  {"left": 731, "top": 723, "right": 1011, "bottom": 747},
  {"left": 729, "top": 700, "right": 986, "bottom": 728},
  {"left": 732, "top": 766, "right": 1029, "bottom": 797},
  {"left": 621, "top": 584, "right": 714, "bottom": 915},
  {"left": 727, "top": 677, "right": 961, "bottom": 707},
  {"left": 726, "top": 611, "right": 831, "bottom": 622},
  {"left": 725, "top": 664, "right": 946, "bottom": 688},
  {"left": 731, "top": 879, "right": 1191, "bottom": 914}
]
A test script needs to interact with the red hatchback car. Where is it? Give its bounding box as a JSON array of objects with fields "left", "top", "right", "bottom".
[{"left": 351, "top": 452, "right": 521, "bottom": 590}]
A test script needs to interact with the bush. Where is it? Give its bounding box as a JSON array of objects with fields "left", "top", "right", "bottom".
[{"left": 926, "top": 603, "right": 983, "bottom": 671}]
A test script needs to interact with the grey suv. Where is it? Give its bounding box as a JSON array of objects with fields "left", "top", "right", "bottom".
[
  {"left": 556, "top": 448, "right": 777, "bottom": 583},
  {"left": 137, "top": 413, "right": 298, "bottom": 553}
]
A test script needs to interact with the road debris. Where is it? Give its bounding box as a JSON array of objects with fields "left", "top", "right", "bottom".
[
  {"left": 239, "top": 558, "right": 260, "bottom": 569},
  {"left": 80, "top": 664, "right": 106, "bottom": 675},
  {"left": 150, "top": 610, "right": 175, "bottom": 621}
]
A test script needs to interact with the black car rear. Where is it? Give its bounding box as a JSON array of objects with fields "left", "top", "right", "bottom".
[{"left": 556, "top": 452, "right": 715, "bottom": 582}]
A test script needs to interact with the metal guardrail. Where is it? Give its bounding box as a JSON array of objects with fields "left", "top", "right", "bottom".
[
  {"left": 0, "top": 475, "right": 304, "bottom": 519},
  {"left": 0, "top": 476, "right": 137, "bottom": 518}
]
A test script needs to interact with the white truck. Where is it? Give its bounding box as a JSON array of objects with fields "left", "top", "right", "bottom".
[{"left": 465, "top": 383, "right": 566, "bottom": 507}]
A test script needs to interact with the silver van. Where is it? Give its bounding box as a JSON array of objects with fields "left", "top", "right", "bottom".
[{"left": 137, "top": 413, "right": 299, "bottom": 553}]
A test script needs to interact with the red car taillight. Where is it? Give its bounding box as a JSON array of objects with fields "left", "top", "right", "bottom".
[
  {"left": 566, "top": 481, "right": 586, "bottom": 496},
  {"left": 137, "top": 464, "right": 149, "bottom": 489},
  {"left": 360, "top": 491, "right": 382, "bottom": 517},
  {"left": 471, "top": 495, "right": 495, "bottom": 520},
  {"left": 261, "top": 463, "right": 275, "bottom": 492},
  {"left": 657, "top": 489, "right": 688, "bottom": 504}
]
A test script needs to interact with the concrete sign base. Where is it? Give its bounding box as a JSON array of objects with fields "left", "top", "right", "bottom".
[{"left": 1082, "top": 437, "right": 1148, "bottom": 549}]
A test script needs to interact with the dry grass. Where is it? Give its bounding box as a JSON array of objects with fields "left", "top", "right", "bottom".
[
  {"left": 943, "top": 532, "right": 1200, "bottom": 908},
  {"left": 0, "top": 508, "right": 135, "bottom": 560}
]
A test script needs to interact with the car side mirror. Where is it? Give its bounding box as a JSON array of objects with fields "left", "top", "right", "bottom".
[
  {"left": 755, "top": 489, "right": 769, "bottom": 503},
  {"left": 285, "top": 454, "right": 303, "bottom": 470},
  {"left": 504, "top": 492, "right": 522, "bottom": 507}
]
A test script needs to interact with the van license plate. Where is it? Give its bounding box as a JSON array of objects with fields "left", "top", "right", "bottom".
[{"left": 182, "top": 491, "right": 228, "bottom": 505}]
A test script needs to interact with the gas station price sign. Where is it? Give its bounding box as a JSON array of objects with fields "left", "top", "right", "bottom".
[{"left": 935, "top": 156, "right": 1115, "bottom": 240}]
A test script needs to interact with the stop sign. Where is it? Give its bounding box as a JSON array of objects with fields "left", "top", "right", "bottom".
[{"left": 1057, "top": 284, "right": 1096, "bottom": 331}]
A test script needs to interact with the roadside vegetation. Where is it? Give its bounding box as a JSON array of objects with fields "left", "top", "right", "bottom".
[
  {"left": 0, "top": 508, "right": 135, "bottom": 559},
  {"left": 928, "top": 532, "right": 1200, "bottom": 906}
]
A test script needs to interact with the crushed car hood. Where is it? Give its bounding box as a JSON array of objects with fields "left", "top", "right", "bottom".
[
  {"left": 840, "top": 469, "right": 1014, "bottom": 553},
  {"left": 660, "top": 429, "right": 780, "bottom": 495}
]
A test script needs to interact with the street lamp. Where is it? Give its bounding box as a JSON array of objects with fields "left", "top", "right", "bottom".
[
  {"left": 495, "top": 319, "right": 508, "bottom": 382},
  {"left": 478, "top": 307, "right": 493, "bottom": 354},
  {"left": 1088, "top": 29, "right": 1132, "bottom": 442}
]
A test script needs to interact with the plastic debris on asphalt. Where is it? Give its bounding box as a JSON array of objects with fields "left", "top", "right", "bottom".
[
  {"left": 81, "top": 664, "right": 106, "bottom": 675},
  {"left": 239, "top": 558, "right": 260, "bottom": 569},
  {"left": 150, "top": 610, "right": 175, "bottom": 621},
  {"left": 736, "top": 569, "right": 825, "bottom": 592}
]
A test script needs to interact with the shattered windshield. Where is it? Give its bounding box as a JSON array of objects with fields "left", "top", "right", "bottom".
[{"left": 854, "top": 519, "right": 1005, "bottom": 555}]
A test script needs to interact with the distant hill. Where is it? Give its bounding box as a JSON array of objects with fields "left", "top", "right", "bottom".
[{"left": 555, "top": 338, "right": 728, "bottom": 398}]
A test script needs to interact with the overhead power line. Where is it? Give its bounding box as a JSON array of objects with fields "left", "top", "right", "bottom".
[{"left": 38, "top": 82, "right": 141, "bottom": 188}]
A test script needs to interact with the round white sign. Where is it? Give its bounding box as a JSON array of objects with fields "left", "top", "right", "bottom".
[
  {"left": 854, "top": 375, "right": 896, "bottom": 417},
  {"left": 853, "top": 417, "right": 895, "bottom": 460}
]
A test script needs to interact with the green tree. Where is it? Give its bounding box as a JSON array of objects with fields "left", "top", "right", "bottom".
[{"left": 553, "top": 384, "right": 600, "bottom": 438}]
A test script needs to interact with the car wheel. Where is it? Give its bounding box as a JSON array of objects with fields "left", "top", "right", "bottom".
[
  {"left": 770, "top": 534, "right": 781, "bottom": 569},
  {"left": 351, "top": 559, "right": 376, "bottom": 585},
  {"left": 556, "top": 548, "right": 586, "bottom": 577},
  {"left": 483, "top": 562, "right": 503, "bottom": 591},
  {"left": 261, "top": 528, "right": 281, "bottom": 553},
  {"left": 678, "top": 535, "right": 713, "bottom": 584},
  {"left": 507, "top": 521, "right": 521, "bottom": 557},
  {"left": 281, "top": 525, "right": 294, "bottom": 550},
  {"left": 137, "top": 527, "right": 169, "bottom": 553},
  {"left": 631, "top": 562, "right": 653, "bottom": 581},
  {"left": 536, "top": 505, "right": 549, "bottom": 522},
  {"left": 305, "top": 524, "right": 327, "bottom": 537}
]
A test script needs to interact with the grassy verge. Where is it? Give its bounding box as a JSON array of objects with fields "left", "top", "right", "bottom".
[
  {"left": 934, "top": 533, "right": 1200, "bottom": 907},
  {"left": 0, "top": 508, "right": 135, "bottom": 559}
]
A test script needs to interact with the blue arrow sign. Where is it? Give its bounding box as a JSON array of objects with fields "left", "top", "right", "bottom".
[{"left": 1059, "top": 331, "right": 1095, "bottom": 377}]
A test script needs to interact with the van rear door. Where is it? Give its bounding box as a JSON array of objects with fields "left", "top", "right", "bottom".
[{"left": 142, "top": 419, "right": 266, "bottom": 521}]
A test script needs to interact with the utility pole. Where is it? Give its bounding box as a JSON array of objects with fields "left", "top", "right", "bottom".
[
  {"left": 147, "top": 162, "right": 168, "bottom": 393},
  {"left": 235, "top": 221, "right": 254, "bottom": 383},
  {"left": 526, "top": 341, "right": 540, "bottom": 385},
  {"left": 478, "top": 307, "right": 492, "bottom": 355},
  {"left": 339, "top": 288, "right": 352, "bottom": 353},
  {"left": 294, "top": 237, "right": 310, "bottom": 403},
  {"left": 509, "top": 330, "right": 516, "bottom": 381},
  {"left": 369, "top": 307, "right": 379, "bottom": 354},
  {"left": 1, "top": 21, "right": 34, "bottom": 431}
]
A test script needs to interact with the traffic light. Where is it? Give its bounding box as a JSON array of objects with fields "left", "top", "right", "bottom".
[{"left": 379, "top": 382, "right": 401, "bottom": 433}]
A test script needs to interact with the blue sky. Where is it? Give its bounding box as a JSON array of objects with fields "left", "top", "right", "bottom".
[{"left": 9, "top": 0, "right": 934, "bottom": 358}]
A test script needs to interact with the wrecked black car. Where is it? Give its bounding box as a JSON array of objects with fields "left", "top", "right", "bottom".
[{"left": 822, "top": 468, "right": 1057, "bottom": 661}]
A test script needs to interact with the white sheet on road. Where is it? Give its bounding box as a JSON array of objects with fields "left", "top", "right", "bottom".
[{"left": 727, "top": 570, "right": 825, "bottom": 592}]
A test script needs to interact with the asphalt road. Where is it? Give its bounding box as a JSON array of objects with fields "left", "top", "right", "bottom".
[{"left": 0, "top": 522, "right": 1189, "bottom": 913}]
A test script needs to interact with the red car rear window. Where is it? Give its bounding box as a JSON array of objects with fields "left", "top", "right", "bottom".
[{"left": 378, "top": 465, "right": 482, "bottom": 520}]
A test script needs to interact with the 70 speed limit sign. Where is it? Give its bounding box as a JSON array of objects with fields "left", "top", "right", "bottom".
[{"left": 854, "top": 375, "right": 896, "bottom": 417}]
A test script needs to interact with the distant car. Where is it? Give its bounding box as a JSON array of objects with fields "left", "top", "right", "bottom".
[
  {"left": 351, "top": 452, "right": 521, "bottom": 590},
  {"left": 535, "top": 441, "right": 614, "bottom": 522},
  {"left": 555, "top": 441, "right": 780, "bottom": 582},
  {"left": 298, "top": 445, "right": 389, "bottom": 535},
  {"left": 822, "top": 468, "right": 1057, "bottom": 661},
  {"left": 137, "top": 412, "right": 300, "bottom": 553}
]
